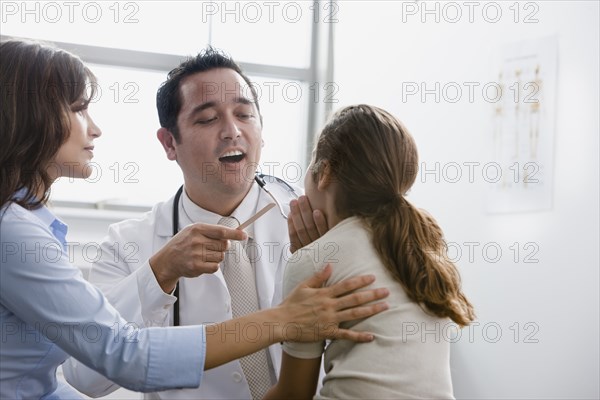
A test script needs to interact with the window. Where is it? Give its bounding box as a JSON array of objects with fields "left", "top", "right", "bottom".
[
  {"left": 2, "top": 1, "right": 211, "bottom": 54},
  {"left": 211, "top": 2, "right": 313, "bottom": 67},
  {"left": 1, "top": 0, "right": 334, "bottom": 209}
]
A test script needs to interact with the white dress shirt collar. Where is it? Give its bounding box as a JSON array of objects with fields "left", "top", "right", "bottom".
[{"left": 180, "top": 182, "right": 261, "bottom": 238}]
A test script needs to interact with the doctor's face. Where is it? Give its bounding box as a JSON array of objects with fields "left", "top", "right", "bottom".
[{"left": 171, "top": 68, "right": 263, "bottom": 197}]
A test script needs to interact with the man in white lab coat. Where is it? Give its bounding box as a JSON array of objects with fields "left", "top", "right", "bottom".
[{"left": 64, "top": 48, "right": 327, "bottom": 399}]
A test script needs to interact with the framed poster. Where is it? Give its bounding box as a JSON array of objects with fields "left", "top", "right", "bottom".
[{"left": 487, "top": 36, "right": 558, "bottom": 213}]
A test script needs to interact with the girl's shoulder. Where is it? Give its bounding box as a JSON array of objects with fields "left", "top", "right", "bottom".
[{"left": 323, "top": 216, "right": 368, "bottom": 239}]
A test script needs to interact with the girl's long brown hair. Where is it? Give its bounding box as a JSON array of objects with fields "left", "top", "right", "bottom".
[
  {"left": 0, "top": 39, "right": 96, "bottom": 209},
  {"left": 312, "top": 105, "right": 475, "bottom": 326}
]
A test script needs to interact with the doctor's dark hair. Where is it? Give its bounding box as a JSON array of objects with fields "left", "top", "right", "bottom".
[
  {"left": 156, "top": 47, "right": 261, "bottom": 143},
  {"left": 311, "top": 105, "right": 475, "bottom": 327},
  {"left": 0, "top": 39, "right": 96, "bottom": 210}
]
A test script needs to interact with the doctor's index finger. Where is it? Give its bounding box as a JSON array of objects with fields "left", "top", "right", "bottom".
[{"left": 190, "top": 223, "right": 247, "bottom": 241}]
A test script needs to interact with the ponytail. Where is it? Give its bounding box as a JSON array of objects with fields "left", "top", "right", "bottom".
[{"left": 368, "top": 198, "right": 475, "bottom": 327}]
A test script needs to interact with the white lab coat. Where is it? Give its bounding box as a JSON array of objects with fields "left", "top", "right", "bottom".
[{"left": 64, "top": 178, "right": 301, "bottom": 399}]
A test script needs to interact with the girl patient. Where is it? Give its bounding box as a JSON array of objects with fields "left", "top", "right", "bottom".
[{"left": 266, "top": 104, "right": 475, "bottom": 399}]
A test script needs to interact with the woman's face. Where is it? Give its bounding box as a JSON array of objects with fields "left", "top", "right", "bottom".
[{"left": 50, "top": 102, "right": 102, "bottom": 180}]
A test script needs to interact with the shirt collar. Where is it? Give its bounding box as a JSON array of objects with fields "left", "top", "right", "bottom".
[
  {"left": 30, "top": 204, "right": 68, "bottom": 250},
  {"left": 11, "top": 188, "right": 57, "bottom": 228},
  {"left": 10, "top": 190, "right": 68, "bottom": 250},
  {"left": 30, "top": 204, "right": 57, "bottom": 227},
  {"left": 180, "top": 182, "right": 261, "bottom": 238}
]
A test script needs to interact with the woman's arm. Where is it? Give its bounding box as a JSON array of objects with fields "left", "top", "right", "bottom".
[
  {"left": 205, "top": 264, "right": 388, "bottom": 369},
  {"left": 263, "top": 352, "right": 322, "bottom": 400},
  {"left": 0, "top": 212, "right": 205, "bottom": 392}
]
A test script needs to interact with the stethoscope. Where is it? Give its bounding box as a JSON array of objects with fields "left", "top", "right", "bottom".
[{"left": 171, "top": 173, "right": 298, "bottom": 326}]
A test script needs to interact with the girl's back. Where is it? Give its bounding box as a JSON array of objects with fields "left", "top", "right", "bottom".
[{"left": 284, "top": 216, "right": 454, "bottom": 399}]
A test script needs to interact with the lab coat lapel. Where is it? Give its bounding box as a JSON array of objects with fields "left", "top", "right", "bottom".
[{"left": 154, "top": 194, "right": 177, "bottom": 239}]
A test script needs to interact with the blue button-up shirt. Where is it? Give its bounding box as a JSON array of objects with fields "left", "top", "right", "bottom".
[{"left": 0, "top": 202, "right": 206, "bottom": 399}]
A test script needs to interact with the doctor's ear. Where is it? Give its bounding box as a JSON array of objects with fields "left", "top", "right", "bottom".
[{"left": 157, "top": 128, "right": 178, "bottom": 161}]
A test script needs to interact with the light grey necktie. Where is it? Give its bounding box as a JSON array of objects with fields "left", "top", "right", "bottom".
[{"left": 218, "top": 216, "right": 273, "bottom": 399}]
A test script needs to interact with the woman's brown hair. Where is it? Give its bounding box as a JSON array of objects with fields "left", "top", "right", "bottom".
[
  {"left": 312, "top": 104, "right": 475, "bottom": 326},
  {"left": 0, "top": 39, "right": 96, "bottom": 209}
]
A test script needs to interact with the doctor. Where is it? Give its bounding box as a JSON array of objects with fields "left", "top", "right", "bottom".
[{"left": 64, "top": 48, "right": 329, "bottom": 399}]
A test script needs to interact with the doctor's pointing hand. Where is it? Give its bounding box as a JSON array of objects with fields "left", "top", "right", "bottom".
[{"left": 149, "top": 222, "right": 246, "bottom": 293}]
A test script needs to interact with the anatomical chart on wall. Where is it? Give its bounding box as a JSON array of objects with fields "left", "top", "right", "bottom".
[{"left": 487, "top": 36, "right": 558, "bottom": 213}]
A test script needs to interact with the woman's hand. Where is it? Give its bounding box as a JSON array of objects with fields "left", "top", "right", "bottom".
[{"left": 277, "top": 264, "right": 389, "bottom": 342}]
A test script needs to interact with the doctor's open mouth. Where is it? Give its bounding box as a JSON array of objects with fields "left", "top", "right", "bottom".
[{"left": 218, "top": 150, "right": 246, "bottom": 164}]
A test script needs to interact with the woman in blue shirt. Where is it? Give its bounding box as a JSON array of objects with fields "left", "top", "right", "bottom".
[{"left": 0, "top": 39, "right": 389, "bottom": 399}]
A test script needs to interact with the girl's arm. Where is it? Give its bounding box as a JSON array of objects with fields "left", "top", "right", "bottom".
[{"left": 263, "top": 352, "right": 322, "bottom": 400}]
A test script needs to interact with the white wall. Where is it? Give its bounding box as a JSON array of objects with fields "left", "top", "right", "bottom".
[{"left": 333, "top": 1, "right": 598, "bottom": 399}]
